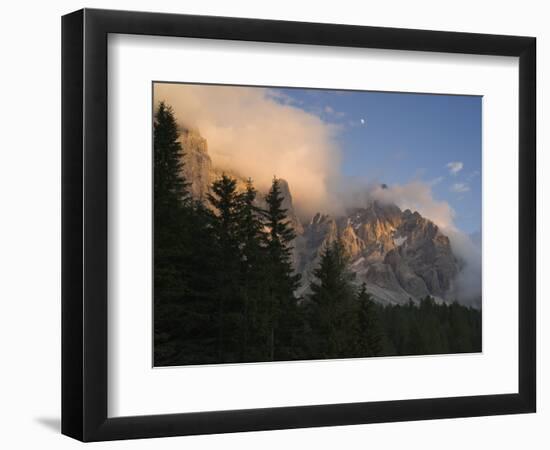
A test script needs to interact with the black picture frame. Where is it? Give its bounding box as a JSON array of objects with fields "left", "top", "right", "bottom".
[{"left": 62, "top": 8, "right": 536, "bottom": 442}]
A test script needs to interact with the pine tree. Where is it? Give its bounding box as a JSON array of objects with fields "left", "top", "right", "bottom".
[
  {"left": 263, "top": 178, "right": 298, "bottom": 269},
  {"left": 237, "top": 178, "right": 265, "bottom": 267},
  {"left": 234, "top": 178, "right": 268, "bottom": 360},
  {"left": 153, "top": 101, "right": 193, "bottom": 365},
  {"left": 355, "top": 283, "right": 383, "bottom": 357},
  {"left": 154, "top": 102, "right": 190, "bottom": 212},
  {"left": 307, "top": 239, "right": 356, "bottom": 359},
  {"left": 153, "top": 102, "right": 219, "bottom": 366},
  {"left": 207, "top": 174, "right": 244, "bottom": 362},
  {"left": 207, "top": 174, "right": 242, "bottom": 247},
  {"left": 174, "top": 200, "right": 220, "bottom": 364},
  {"left": 262, "top": 177, "right": 301, "bottom": 360}
]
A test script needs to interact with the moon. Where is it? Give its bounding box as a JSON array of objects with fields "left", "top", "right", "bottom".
[{"left": 360, "top": 118, "right": 366, "bottom": 125}]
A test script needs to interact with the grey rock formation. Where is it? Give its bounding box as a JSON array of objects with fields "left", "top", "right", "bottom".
[
  {"left": 276, "top": 179, "right": 304, "bottom": 235},
  {"left": 296, "top": 201, "right": 460, "bottom": 305}
]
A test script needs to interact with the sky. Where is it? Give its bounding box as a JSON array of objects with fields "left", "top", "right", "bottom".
[
  {"left": 270, "top": 87, "right": 482, "bottom": 235},
  {"left": 154, "top": 82, "right": 482, "bottom": 236}
]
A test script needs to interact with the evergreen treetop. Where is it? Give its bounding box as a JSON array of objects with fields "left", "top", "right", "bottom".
[{"left": 153, "top": 101, "right": 190, "bottom": 209}]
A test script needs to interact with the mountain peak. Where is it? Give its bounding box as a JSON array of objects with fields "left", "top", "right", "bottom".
[{"left": 297, "top": 201, "right": 459, "bottom": 304}]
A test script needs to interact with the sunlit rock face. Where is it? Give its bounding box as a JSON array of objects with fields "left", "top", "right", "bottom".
[
  {"left": 296, "top": 201, "right": 460, "bottom": 305},
  {"left": 179, "top": 128, "right": 461, "bottom": 305},
  {"left": 179, "top": 128, "right": 302, "bottom": 234},
  {"left": 178, "top": 129, "right": 212, "bottom": 201},
  {"left": 273, "top": 178, "right": 304, "bottom": 235}
]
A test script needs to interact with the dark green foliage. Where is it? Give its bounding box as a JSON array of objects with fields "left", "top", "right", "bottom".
[
  {"left": 153, "top": 102, "right": 190, "bottom": 211},
  {"left": 153, "top": 102, "right": 481, "bottom": 366},
  {"left": 355, "top": 284, "right": 383, "bottom": 357},
  {"left": 375, "top": 296, "right": 482, "bottom": 356},
  {"left": 262, "top": 177, "right": 301, "bottom": 295},
  {"left": 261, "top": 177, "right": 302, "bottom": 361},
  {"left": 153, "top": 103, "right": 218, "bottom": 366},
  {"left": 306, "top": 240, "right": 357, "bottom": 358},
  {"left": 206, "top": 174, "right": 243, "bottom": 362},
  {"left": 234, "top": 179, "right": 268, "bottom": 361}
]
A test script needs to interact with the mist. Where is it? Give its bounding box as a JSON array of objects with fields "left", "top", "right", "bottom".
[
  {"left": 370, "top": 181, "right": 455, "bottom": 229},
  {"left": 445, "top": 229, "right": 482, "bottom": 306}
]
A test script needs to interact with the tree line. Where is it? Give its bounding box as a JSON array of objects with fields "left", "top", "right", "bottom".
[{"left": 153, "top": 102, "right": 481, "bottom": 366}]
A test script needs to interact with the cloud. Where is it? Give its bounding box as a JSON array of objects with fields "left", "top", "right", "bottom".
[
  {"left": 265, "top": 89, "right": 302, "bottom": 106},
  {"left": 430, "top": 176, "right": 444, "bottom": 186},
  {"left": 467, "top": 170, "right": 480, "bottom": 180},
  {"left": 445, "top": 228, "right": 482, "bottom": 306},
  {"left": 450, "top": 182, "right": 470, "bottom": 193},
  {"left": 370, "top": 181, "right": 455, "bottom": 229},
  {"left": 321, "top": 105, "right": 346, "bottom": 119},
  {"left": 446, "top": 161, "right": 464, "bottom": 175},
  {"left": 154, "top": 83, "right": 341, "bottom": 218}
]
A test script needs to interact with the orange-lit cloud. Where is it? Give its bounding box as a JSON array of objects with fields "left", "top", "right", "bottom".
[{"left": 154, "top": 83, "right": 341, "bottom": 218}]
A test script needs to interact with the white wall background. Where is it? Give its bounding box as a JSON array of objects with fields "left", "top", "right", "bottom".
[{"left": 0, "top": 0, "right": 546, "bottom": 448}]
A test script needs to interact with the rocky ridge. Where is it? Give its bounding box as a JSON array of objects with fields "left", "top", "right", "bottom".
[
  {"left": 179, "top": 128, "right": 462, "bottom": 305},
  {"left": 294, "top": 202, "right": 460, "bottom": 304}
]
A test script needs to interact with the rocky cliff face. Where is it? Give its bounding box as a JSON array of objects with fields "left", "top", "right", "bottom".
[
  {"left": 178, "top": 129, "right": 213, "bottom": 200},
  {"left": 178, "top": 128, "right": 461, "bottom": 305},
  {"left": 295, "top": 201, "right": 460, "bottom": 304},
  {"left": 179, "top": 127, "right": 303, "bottom": 232}
]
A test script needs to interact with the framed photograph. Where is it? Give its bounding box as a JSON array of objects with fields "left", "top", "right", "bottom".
[{"left": 61, "top": 8, "right": 536, "bottom": 442}]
